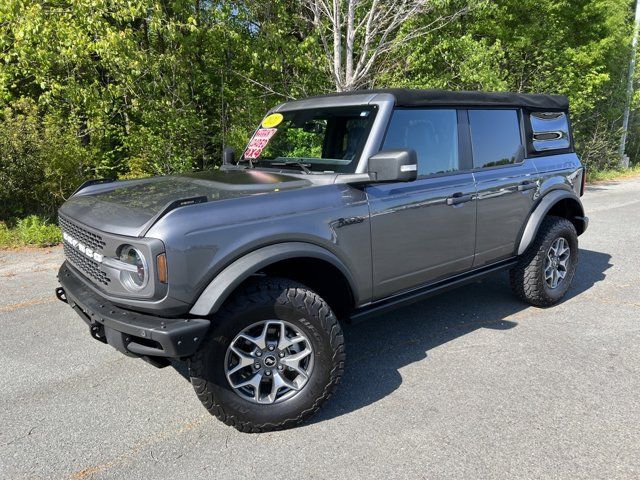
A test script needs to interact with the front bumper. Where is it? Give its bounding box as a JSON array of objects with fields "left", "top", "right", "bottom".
[{"left": 57, "top": 262, "right": 209, "bottom": 362}]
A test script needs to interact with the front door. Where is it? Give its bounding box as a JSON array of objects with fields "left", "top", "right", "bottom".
[{"left": 366, "top": 108, "right": 477, "bottom": 300}]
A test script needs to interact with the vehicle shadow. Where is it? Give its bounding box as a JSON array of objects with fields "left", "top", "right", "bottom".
[
  {"left": 307, "top": 248, "right": 611, "bottom": 425},
  {"left": 170, "top": 249, "right": 611, "bottom": 425}
]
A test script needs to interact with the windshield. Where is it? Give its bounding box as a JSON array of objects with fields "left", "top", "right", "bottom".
[{"left": 241, "top": 106, "right": 377, "bottom": 173}]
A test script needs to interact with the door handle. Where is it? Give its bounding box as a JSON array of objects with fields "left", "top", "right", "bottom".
[
  {"left": 517, "top": 181, "right": 537, "bottom": 192},
  {"left": 446, "top": 193, "right": 473, "bottom": 206}
]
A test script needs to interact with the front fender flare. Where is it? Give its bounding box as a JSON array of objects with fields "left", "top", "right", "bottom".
[
  {"left": 517, "top": 190, "right": 586, "bottom": 256},
  {"left": 189, "top": 242, "right": 358, "bottom": 316}
]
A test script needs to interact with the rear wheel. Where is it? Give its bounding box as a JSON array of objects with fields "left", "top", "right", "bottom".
[
  {"left": 510, "top": 216, "right": 579, "bottom": 307},
  {"left": 188, "top": 277, "right": 345, "bottom": 432}
]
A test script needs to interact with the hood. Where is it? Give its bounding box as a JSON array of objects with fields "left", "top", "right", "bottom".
[{"left": 59, "top": 169, "right": 313, "bottom": 237}]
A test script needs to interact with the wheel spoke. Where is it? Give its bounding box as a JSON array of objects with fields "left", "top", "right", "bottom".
[
  {"left": 545, "top": 269, "right": 554, "bottom": 281},
  {"left": 280, "top": 347, "right": 312, "bottom": 384},
  {"left": 227, "top": 346, "right": 255, "bottom": 375},
  {"left": 291, "top": 365, "right": 309, "bottom": 382},
  {"left": 264, "top": 371, "right": 299, "bottom": 403},
  {"left": 237, "top": 333, "right": 261, "bottom": 350},
  {"left": 238, "top": 321, "right": 274, "bottom": 350},
  {"left": 277, "top": 321, "right": 306, "bottom": 350},
  {"left": 281, "top": 347, "right": 312, "bottom": 365},
  {"left": 232, "top": 372, "right": 263, "bottom": 402}
]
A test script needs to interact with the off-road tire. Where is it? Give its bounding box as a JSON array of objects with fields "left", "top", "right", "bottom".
[
  {"left": 510, "top": 216, "right": 579, "bottom": 307},
  {"left": 188, "top": 277, "right": 345, "bottom": 433}
]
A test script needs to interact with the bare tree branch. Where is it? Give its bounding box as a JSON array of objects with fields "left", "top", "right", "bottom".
[
  {"left": 304, "top": 0, "right": 471, "bottom": 91},
  {"left": 231, "top": 70, "right": 297, "bottom": 100}
]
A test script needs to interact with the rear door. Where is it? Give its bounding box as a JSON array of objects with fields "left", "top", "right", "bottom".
[
  {"left": 366, "top": 109, "right": 477, "bottom": 300},
  {"left": 468, "top": 109, "right": 541, "bottom": 267}
]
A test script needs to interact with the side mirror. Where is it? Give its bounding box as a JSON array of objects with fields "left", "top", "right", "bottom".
[
  {"left": 222, "top": 147, "right": 236, "bottom": 165},
  {"left": 367, "top": 149, "right": 418, "bottom": 182}
]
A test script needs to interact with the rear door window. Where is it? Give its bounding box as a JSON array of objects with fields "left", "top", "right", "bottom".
[
  {"left": 382, "top": 109, "right": 459, "bottom": 176},
  {"left": 469, "top": 109, "right": 523, "bottom": 168}
]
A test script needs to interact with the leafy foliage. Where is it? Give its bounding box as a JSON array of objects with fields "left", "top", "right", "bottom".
[
  {"left": 0, "top": 215, "right": 62, "bottom": 247},
  {"left": 0, "top": 0, "right": 637, "bottom": 223},
  {"left": 380, "top": 0, "right": 635, "bottom": 169}
]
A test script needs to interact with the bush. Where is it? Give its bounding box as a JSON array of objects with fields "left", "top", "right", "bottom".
[
  {"left": 15, "top": 216, "right": 62, "bottom": 247},
  {"left": 0, "top": 216, "right": 62, "bottom": 248},
  {"left": 0, "top": 223, "right": 16, "bottom": 248},
  {"left": 0, "top": 98, "right": 95, "bottom": 220}
]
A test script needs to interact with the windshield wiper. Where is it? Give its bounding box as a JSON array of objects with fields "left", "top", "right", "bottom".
[{"left": 269, "top": 159, "right": 312, "bottom": 174}]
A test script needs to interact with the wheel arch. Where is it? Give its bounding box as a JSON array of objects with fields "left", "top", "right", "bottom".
[
  {"left": 517, "top": 190, "right": 587, "bottom": 256},
  {"left": 189, "top": 242, "right": 358, "bottom": 318}
]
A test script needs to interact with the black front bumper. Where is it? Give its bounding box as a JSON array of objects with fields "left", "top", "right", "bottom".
[{"left": 57, "top": 262, "right": 210, "bottom": 361}]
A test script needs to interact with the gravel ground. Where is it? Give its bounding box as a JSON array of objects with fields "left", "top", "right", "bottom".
[{"left": 1, "top": 178, "right": 639, "bottom": 480}]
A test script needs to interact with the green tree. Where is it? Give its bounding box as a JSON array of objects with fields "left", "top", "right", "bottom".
[
  {"left": 0, "top": 0, "right": 637, "bottom": 223},
  {"left": 380, "top": 0, "right": 635, "bottom": 170}
]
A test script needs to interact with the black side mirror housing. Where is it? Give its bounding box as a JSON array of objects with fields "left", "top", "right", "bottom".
[
  {"left": 222, "top": 147, "right": 236, "bottom": 165},
  {"left": 367, "top": 149, "right": 418, "bottom": 182}
]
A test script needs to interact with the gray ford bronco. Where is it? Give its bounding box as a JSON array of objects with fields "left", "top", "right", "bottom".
[{"left": 56, "top": 89, "right": 588, "bottom": 432}]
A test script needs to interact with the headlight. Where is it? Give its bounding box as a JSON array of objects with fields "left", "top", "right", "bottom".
[{"left": 118, "top": 245, "right": 148, "bottom": 291}]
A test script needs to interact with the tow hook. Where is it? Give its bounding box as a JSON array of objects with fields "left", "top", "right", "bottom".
[
  {"left": 90, "top": 324, "right": 107, "bottom": 344},
  {"left": 55, "top": 287, "right": 68, "bottom": 304}
]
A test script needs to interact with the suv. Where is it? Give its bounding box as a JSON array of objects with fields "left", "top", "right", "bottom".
[{"left": 56, "top": 89, "right": 588, "bottom": 432}]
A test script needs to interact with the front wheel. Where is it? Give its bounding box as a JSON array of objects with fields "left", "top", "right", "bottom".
[
  {"left": 510, "top": 216, "right": 579, "bottom": 307},
  {"left": 188, "top": 277, "right": 345, "bottom": 432}
]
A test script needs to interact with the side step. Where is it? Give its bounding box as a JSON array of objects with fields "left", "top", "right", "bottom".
[{"left": 350, "top": 258, "right": 517, "bottom": 323}]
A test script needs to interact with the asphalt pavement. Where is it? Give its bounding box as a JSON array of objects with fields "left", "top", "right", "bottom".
[{"left": 1, "top": 178, "right": 639, "bottom": 479}]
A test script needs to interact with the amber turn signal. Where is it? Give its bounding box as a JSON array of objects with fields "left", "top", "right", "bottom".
[{"left": 156, "top": 253, "right": 168, "bottom": 284}]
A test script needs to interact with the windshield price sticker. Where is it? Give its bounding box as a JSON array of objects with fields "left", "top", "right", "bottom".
[{"left": 244, "top": 128, "right": 277, "bottom": 159}]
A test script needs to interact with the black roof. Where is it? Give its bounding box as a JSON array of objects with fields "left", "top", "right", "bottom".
[{"left": 315, "top": 88, "right": 569, "bottom": 111}]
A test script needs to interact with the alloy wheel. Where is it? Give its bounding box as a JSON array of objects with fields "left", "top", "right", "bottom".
[
  {"left": 224, "top": 320, "right": 314, "bottom": 404},
  {"left": 544, "top": 237, "right": 571, "bottom": 289}
]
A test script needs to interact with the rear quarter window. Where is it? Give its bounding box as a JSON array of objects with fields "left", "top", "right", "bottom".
[{"left": 530, "top": 112, "right": 571, "bottom": 152}]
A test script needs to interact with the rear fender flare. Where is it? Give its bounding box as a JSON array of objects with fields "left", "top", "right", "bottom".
[
  {"left": 517, "top": 190, "right": 585, "bottom": 255},
  {"left": 189, "top": 242, "right": 358, "bottom": 316}
]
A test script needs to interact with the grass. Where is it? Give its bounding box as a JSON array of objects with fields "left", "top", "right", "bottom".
[
  {"left": 0, "top": 215, "right": 62, "bottom": 248},
  {"left": 587, "top": 164, "right": 640, "bottom": 183}
]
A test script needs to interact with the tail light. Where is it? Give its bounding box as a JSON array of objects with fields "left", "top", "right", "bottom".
[{"left": 580, "top": 167, "right": 587, "bottom": 197}]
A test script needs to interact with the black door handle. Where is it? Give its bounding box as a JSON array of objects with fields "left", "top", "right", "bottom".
[
  {"left": 446, "top": 192, "right": 473, "bottom": 206},
  {"left": 517, "top": 181, "right": 537, "bottom": 192}
]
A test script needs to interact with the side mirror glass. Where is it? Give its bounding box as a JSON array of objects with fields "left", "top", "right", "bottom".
[
  {"left": 222, "top": 147, "right": 236, "bottom": 165},
  {"left": 367, "top": 149, "right": 418, "bottom": 182}
]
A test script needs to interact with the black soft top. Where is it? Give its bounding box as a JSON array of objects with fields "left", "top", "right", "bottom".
[{"left": 313, "top": 88, "right": 569, "bottom": 111}]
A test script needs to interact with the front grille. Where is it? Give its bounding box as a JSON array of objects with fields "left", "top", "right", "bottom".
[
  {"left": 63, "top": 243, "right": 111, "bottom": 286},
  {"left": 58, "top": 216, "right": 106, "bottom": 252},
  {"left": 59, "top": 216, "right": 110, "bottom": 286}
]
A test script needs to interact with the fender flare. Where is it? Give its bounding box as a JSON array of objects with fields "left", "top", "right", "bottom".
[
  {"left": 189, "top": 242, "right": 358, "bottom": 316},
  {"left": 517, "top": 190, "right": 585, "bottom": 256}
]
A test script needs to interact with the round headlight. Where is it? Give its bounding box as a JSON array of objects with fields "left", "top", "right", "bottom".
[{"left": 118, "top": 245, "right": 148, "bottom": 291}]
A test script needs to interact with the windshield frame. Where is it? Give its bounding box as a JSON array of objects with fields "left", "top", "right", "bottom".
[{"left": 239, "top": 93, "right": 396, "bottom": 175}]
